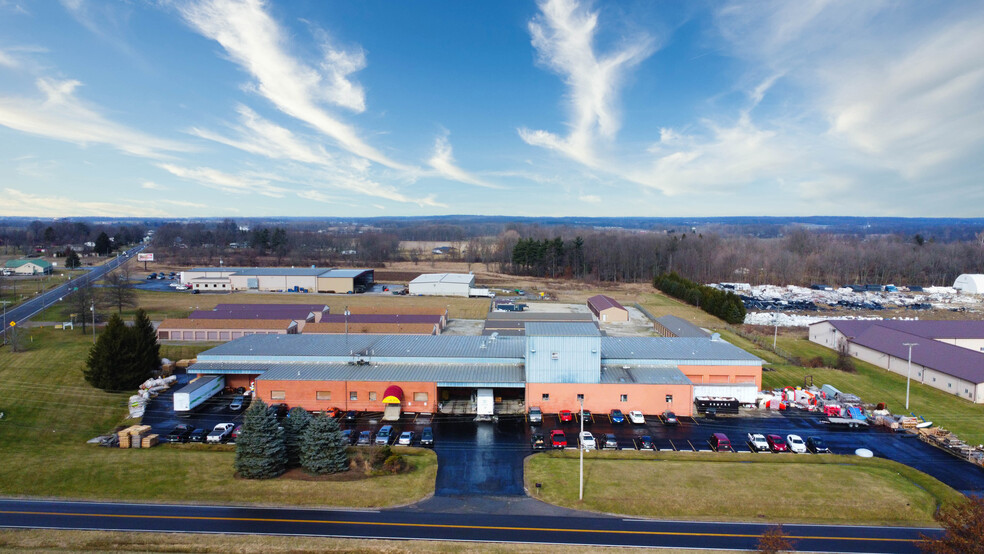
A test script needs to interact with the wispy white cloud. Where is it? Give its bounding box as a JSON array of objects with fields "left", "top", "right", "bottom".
[
  {"left": 0, "top": 187, "right": 171, "bottom": 217},
  {"left": 59, "top": 0, "right": 145, "bottom": 65},
  {"left": 159, "top": 199, "right": 208, "bottom": 209},
  {"left": 579, "top": 194, "right": 600, "bottom": 203},
  {"left": 519, "top": 0, "right": 655, "bottom": 166},
  {"left": 296, "top": 189, "right": 334, "bottom": 203},
  {"left": 178, "top": 0, "right": 408, "bottom": 170},
  {"left": 427, "top": 132, "right": 501, "bottom": 189},
  {"left": 0, "top": 78, "right": 190, "bottom": 158},
  {"left": 0, "top": 48, "right": 18, "bottom": 68},
  {"left": 141, "top": 181, "right": 167, "bottom": 190},
  {"left": 157, "top": 163, "right": 289, "bottom": 197}
]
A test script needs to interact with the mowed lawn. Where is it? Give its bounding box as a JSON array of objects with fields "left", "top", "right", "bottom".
[
  {"left": 0, "top": 328, "right": 436, "bottom": 507},
  {"left": 36, "top": 289, "right": 492, "bottom": 322},
  {"left": 526, "top": 451, "right": 961, "bottom": 525}
]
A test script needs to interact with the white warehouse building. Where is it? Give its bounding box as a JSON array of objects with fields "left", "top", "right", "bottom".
[
  {"left": 408, "top": 273, "right": 475, "bottom": 297},
  {"left": 954, "top": 274, "right": 984, "bottom": 294}
]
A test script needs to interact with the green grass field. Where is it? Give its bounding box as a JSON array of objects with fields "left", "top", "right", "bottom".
[
  {"left": 526, "top": 450, "right": 961, "bottom": 525},
  {"left": 0, "top": 328, "right": 436, "bottom": 507}
]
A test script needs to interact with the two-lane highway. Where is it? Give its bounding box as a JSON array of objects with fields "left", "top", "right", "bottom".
[
  {"left": 0, "top": 499, "right": 939, "bottom": 552},
  {"left": 0, "top": 244, "right": 144, "bottom": 338}
]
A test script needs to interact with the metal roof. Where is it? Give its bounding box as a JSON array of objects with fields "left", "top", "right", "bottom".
[
  {"left": 190, "top": 309, "right": 316, "bottom": 320},
  {"left": 821, "top": 320, "right": 984, "bottom": 384},
  {"left": 525, "top": 322, "right": 600, "bottom": 337},
  {"left": 159, "top": 319, "right": 296, "bottom": 330},
  {"left": 254, "top": 363, "right": 524, "bottom": 384},
  {"left": 319, "top": 314, "right": 443, "bottom": 324},
  {"left": 409, "top": 273, "right": 475, "bottom": 284},
  {"left": 487, "top": 312, "right": 593, "bottom": 322},
  {"left": 587, "top": 294, "right": 626, "bottom": 312},
  {"left": 600, "top": 365, "right": 692, "bottom": 385},
  {"left": 197, "top": 333, "right": 526, "bottom": 361},
  {"left": 600, "top": 336, "right": 762, "bottom": 364},
  {"left": 188, "top": 267, "right": 371, "bottom": 278},
  {"left": 214, "top": 303, "right": 329, "bottom": 312},
  {"left": 320, "top": 269, "right": 373, "bottom": 278},
  {"left": 655, "top": 315, "right": 710, "bottom": 338},
  {"left": 4, "top": 259, "right": 52, "bottom": 269}
]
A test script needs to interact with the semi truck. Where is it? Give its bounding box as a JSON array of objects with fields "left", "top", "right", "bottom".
[{"left": 173, "top": 376, "right": 224, "bottom": 412}]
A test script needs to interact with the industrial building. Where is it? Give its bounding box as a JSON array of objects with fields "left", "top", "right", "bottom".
[
  {"left": 408, "top": 273, "right": 476, "bottom": 297},
  {"left": 809, "top": 320, "right": 984, "bottom": 403},
  {"left": 3, "top": 259, "right": 53, "bottom": 275},
  {"left": 190, "top": 303, "right": 329, "bottom": 331},
  {"left": 187, "top": 323, "right": 762, "bottom": 417},
  {"left": 483, "top": 312, "right": 595, "bottom": 336},
  {"left": 180, "top": 267, "right": 374, "bottom": 294},
  {"left": 653, "top": 315, "right": 710, "bottom": 338},
  {"left": 157, "top": 319, "right": 299, "bottom": 341},
  {"left": 303, "top": 314, "right": 444, "bottom": 335},
  {"left": 587, "top": 295, "right": 629, "bottom": 322},
  {"left": 954, "top": 274, "right": 984, "bottom": 294}
]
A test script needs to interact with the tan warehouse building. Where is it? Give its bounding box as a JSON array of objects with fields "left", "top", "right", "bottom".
[{"left": 180, "top": 267, "right": 374, "bottom": 294}]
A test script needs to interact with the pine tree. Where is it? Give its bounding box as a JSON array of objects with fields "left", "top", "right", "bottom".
[
  {"left": 132, "top": 309, "right": 160, "bottom": 379},
  {"left": 84, "top": 314, "right": 130, "bottom": 390},
  {"left": 94, "top": 232, "right": 113, "bottom": 255},
  {"left": 235, "top": 399, "right": 286, "bottom": 479},
  {"left": 300, "top": 414, "right": 349, "bottom": 475},
  {"left": 282, "top": 407, "right": 312, "bottom": 467}
]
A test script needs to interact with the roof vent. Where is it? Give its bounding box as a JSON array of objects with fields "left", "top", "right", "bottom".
[{"left": 622, "top": 365, "right": 630, "bottom": 370}]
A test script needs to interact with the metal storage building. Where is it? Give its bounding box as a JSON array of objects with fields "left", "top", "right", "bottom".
[
  {"left": 408, "top": 273, "right": 475, "bottom": 296},
  {"left": 3, "top": 259, "right": 53, "bottom": 275},
  {"left": 157, "top": 319, "right": 299, "bottom": 341},
  {"left": 587, "top": 294, "right": 629, "bottom": 322},
  {"left": 954, "top": 274, "right": 984, "bottom": 294},
  {"left": 180, "top": 267, "right": 373, "bottom": 293}
]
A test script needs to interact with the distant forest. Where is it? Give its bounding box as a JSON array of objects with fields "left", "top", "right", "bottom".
[{"left": 2, "top": 216, "right": 983, "bottom": 287}]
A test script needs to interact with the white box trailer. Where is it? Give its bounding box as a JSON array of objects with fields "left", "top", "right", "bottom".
[
  {"left": 173, "top": 376, "right": 224, "bottom": 412},
  {"left": 469, "top": 288, "right": 494, "bottom": 298},
  {"left": 476, "top": 388, "right": 494, "bottom": 416}
]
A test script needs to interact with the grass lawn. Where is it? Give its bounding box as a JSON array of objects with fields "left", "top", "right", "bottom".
[
  {"left": 35, "top": 289, "right": 492, "bottom": 323},
  {"left": 0, "top": 328, "right": 436, "bottom": 508},
  {"left": 638, "top": 291, "right": 727, "bottom": 328},
  {"left": 526, "top": 450, "right": 962, "bottom": 525},
  {"left": 0, "top": 529, "right": 721, "bottom": 554}
]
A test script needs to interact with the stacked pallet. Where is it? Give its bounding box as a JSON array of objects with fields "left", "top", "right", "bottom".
[
  {"left": 141, "top": 434, "right": 159, "bottom": 448},
  {"left": 117, "top": 425, "right": 153, "bottom": 449}
]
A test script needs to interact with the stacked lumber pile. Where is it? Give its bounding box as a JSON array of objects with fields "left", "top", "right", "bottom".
[{"left": 117, "top": 425, "right": 153, "bottom": 449}]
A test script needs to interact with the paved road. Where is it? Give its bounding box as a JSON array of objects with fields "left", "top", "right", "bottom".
[
  {"left": 0, "top": 498, "right": 939, "bottom": 552},
  {"left": 0, "top": 245, "right": 144, "bottom": 338}
]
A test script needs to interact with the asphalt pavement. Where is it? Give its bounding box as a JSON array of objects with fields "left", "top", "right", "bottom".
[
  {"left": 0, "top": 244, "right": 145, "bottom": 338},
  {"left": 0, "top": 498, "right": 940, "bottom": 552}
]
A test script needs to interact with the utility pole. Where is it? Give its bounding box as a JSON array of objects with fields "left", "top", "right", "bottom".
[
  {"left": 903, "top": 342, "right": 918, "bottom": 410},
  {"left": 579, "top": 396, "right": 584, "bottom": 501},
  {"left": 91, "top": 300, "right": 96, "bottom": 344},
  {"left": 773, "top": 307, "right": 779, "bottom": 350},
  {"left": 1, "top": 300, "right": 10, "bottom": 345}
]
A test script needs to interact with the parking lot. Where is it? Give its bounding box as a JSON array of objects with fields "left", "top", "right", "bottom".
[{"left": 141, "top": 385, "right": 984, "bottom": 497}]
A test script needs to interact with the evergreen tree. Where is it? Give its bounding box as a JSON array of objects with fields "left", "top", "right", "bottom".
[
  {"left": 93, "top": 232, "right": 113, "bottom": 255},
  {"left": 84, "top": 314, "right": 131, "bottom": 390},
  {"left": 282, "top": 407, "right": 312, "bottom": 467},
  {"left": 132, "top": 309, "right": 160, "bottom": 380},
  {"left": 63, "top": 247, "right": 81, "bottom": 269},
  {"left": 235, "top": 399, "right": 287, "bottom": 479},
  {"left": 300, "top": 414, "right": 349, "bottom": 475}
]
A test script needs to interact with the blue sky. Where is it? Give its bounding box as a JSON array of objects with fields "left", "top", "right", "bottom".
[{"left": 1, "top": 0, "right": 983, "bottom": 218}]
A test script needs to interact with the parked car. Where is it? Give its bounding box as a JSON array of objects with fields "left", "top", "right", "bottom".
[
  {"left": 206, "top": 423, "right": 235, "bottom": 443},
  {"left": 397, "top": 431, "right": 414, "bottom": 446},
  {"left": 786, "top": 434, "right": 808, "bottom": 454},
  {"left": 188, "top": 428, "right": 208, "bottom": 443},
  {"left": 610, "top": 409, "right": 625, "bottom": 424},
  {"left": 341, "top": 429, "right": 354, "bottom": 445},
  {"left": 375, "top": 425, "right": 394, "bottom": 446},
  {"left": 166, "top": 424, "right": 194, "bottom": 443},
  {"left": 709, "top": 432, "right": 732, "bottom": 452},
  {"left": 603, "top": 433, "right": 618, "bottom": 449},
  {"left": 229, "top": 395, "right": 245, "bottom": 411},
  {"left": 807, "top": 436, "right": 830, "bottom": 454},
  {"left": 550, "top": 430, "right": 567, "bottom": 448},
  {"left": 639, "top": 435, "right": 655, "bottom": 450},
  {"left": 747, "top": 433, "right": 770, "bottom": 452},
  {"left": 531, "top": 433, "right": 546, "bottom": 450},
  {"left": 628, "top": 410, "right": 645, "bottom": 424},
  {"left": 356, "top": 430, "right": 372, "bottom": 445},
  {"left": 529, "top": 407, "right": 542, "bottom": 424},
  {"left": 146, "top": 273, "right": 156, "bottom": 279},
  {"left": 579, "top": 431, "right": 596, "bottom": 451},
  {"left": 267, "top": 403, "right": 289, "bottom": 419},
  {"left": 344, "top": 410, "right": 358, "bottom": 421},
  {"left": 767, "top": 434, "right": 788, "bottom": 453},
  {"left": 579, "top": 409, "right": 592, "bottom": 424},
  {"left": 662, "top": 411, "right": 679, "bottom": 425},
  {"left": 559, "top": 410, "right": 573, "bottom": 423},
  {"left": 229, "top": 425, "right": 242, "bottom": 443},
  {"left": 420, "top": 427, "right": 434, "bottom": 447}
]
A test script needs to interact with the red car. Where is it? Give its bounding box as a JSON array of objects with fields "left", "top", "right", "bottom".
[
  {"left": 767, "top": 434, "right": 788, "bottom": 452},
  {"left": 550, "top": 430, "right": 567, "bottom": 448},
  {"left": 559, "top": 410, "right": 573, "bottom": 423}
]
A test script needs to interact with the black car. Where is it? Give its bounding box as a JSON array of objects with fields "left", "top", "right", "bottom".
[
  {"left": 266, "top": 403, "right": 289, "bottom": 419},
  {"left": 639, "top": 435, "right": 655, "bottom": 450},
  {"left": 603, "top": 433, "right": 618, "bottom": 449},
  {"left": 166, "top": 424, "right": 194, "bottom": 443},
  {"left": 420, "top": 427, "right": 434, "bottom": 447},
  {"left": 188, "top": 428, "right": 208, "bottom": 443},
  {"left": 341, "top": 429, "right": 354, "bottom": 445},
  {"left": 807, "top": 436, "right": 831, "bottom": 454},
  {"left": 344, "top": 410, "right": 358, "bottom": 421},
  {"left": 531, "top": 433, "right": 546, "bottom": 450},
  {"left": 579, "top": 410, "right": 593, "bottom": 424}
]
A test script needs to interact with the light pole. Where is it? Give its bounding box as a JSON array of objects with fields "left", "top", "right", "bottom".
[
  {"left": 579, "top": 396, "right": 584, "bottom": 501},
  {"left": 773, "top": 307, "right": 779, "bottom": 350},
  {"left": 91, "top": 301, "right": 96, "bottom": 344},
  {"left": 1, "top": 300, "right": 10, "bottom": 345},
  {"left": 903, "top": 342, "right": 918, "bottom": 410}
]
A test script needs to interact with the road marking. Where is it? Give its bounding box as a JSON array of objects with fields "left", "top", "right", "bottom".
[
  {"left": 0, "top": 510, "right": 918, "bottom": 542},
  {"left": 689, "top": 417, "right": 699, "bottom": 426}
]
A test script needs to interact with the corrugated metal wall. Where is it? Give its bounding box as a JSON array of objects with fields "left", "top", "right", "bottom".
[{"left": 526, "top": 335, "right": 601, "bottom": 383}]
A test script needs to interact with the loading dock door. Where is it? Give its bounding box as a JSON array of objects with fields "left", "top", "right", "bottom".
[{"left": 476, "top": 388, "right": 494, "bottom": 416}]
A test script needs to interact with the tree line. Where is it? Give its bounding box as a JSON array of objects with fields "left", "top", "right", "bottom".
[{"left": 653, "top": 272, "right": 747, "bottom": 325}]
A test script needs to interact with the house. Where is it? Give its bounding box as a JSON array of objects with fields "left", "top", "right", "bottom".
[{"left": 3, "top": 259, "right": 53, "bottom": 275}]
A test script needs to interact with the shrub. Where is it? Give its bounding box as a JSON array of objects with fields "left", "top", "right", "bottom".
[{"left": 382, "top": 454, "right": 409, "bottom": 474}]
